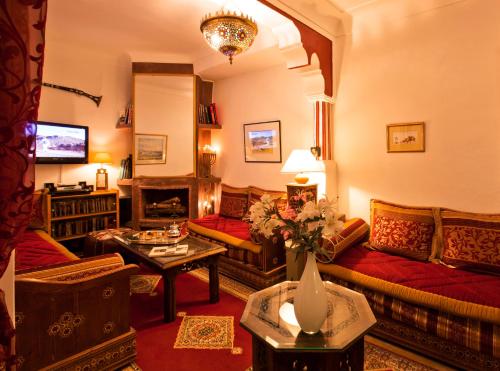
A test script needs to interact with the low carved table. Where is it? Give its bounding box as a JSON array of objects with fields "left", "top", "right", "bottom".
[
  {"left": 114, "top": 234, "right": 227, "bottom": 323},
  {"left": 240, "top": 281, "right": 376, "bottom": 371}
]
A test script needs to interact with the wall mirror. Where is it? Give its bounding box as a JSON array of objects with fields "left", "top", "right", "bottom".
[{"left": 133, "top": 74, "right": 195, "bottom": 177}]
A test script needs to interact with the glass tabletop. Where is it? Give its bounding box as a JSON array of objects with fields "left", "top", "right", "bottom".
[
  {"left": 240, "top": 281, "right": 376, "bottom": 351},
  {"left": 114, "top": 233, "right": 226, "bottom": 269}
]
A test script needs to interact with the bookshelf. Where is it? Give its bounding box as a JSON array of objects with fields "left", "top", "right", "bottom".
[
  {"left": 196, "top": 77, "right": 221, "bottom": 178},
  {"left": 43, "top": 190, "right": 120, "bottom": 241}
]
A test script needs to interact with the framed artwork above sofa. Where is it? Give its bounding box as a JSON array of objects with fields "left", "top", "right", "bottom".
[{"left": 243, "top": 120, "right": 282, "bottom": 163}]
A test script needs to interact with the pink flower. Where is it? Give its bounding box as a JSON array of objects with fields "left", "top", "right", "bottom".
[{"left": 280, "top": 207, "right": 297, "bottom": 220}]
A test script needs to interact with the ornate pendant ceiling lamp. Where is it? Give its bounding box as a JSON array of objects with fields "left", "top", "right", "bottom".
[{"left": 200, "top": 10, "right": 258, "bottom": 65}]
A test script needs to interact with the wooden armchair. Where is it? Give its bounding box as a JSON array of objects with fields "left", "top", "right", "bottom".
[{"left": 15, "top": 254, "right": 139, "bottom": 371}]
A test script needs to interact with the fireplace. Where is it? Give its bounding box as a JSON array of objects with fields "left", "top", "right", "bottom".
[
  {"left": 142, "top": 188, "right": 189, "bottom": 218},
  {"left": 132, "top": 177, "right": 199, "bottom": 229}
]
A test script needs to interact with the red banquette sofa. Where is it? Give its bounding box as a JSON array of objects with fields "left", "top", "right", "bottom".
[{"left": 319, "top": 200, "right": 500, "bottom": 371}]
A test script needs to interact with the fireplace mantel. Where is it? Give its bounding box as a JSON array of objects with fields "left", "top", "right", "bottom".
[{"left": 132, "top": 176, "right": 219, "bottom": 229}]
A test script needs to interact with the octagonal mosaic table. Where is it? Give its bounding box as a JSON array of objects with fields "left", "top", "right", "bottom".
[{"left": 240, "top": 281, "right": 376, "bottom": 371}]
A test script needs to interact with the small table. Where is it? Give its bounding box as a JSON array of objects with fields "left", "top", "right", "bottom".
[
  {"left": 114, "top": 234, "right": 227, "bottom": 323},
  {"left": 240, "top": 281, "right": 376, "bottom": 371}
]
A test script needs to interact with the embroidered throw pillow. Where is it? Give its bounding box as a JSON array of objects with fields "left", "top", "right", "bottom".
[
  {"left": 248, "top": 186, "right": 288, "bottom": 212},
  {"left": 323, "top": 218, "right": 370, "bottom": 260},
  {"left": 437, "top": 210, "right": 500, "bottom": 274},
  {"left": 368, "top": 199, "right": 437, "bottom": 261},
  {"left": 219, "top": 184, "right": 249, "bottom": 219}
]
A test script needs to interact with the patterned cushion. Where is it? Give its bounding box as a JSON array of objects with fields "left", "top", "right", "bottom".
[
  {"left": 218, "top": 184, "right": 249, "bottom": 219},
  {"left": 248, "top": 185, "right": 288, "bottom": 212},
  {"left": 323, "top": 218, "right": 370, "bottom": 260},
  {"left": 437, "top": 210, "right": 500, "bottom": 274},
  {"left": 28, "top": 190, "right": 48, "bottom": 230},
  {"left": 368, "top": 199, "right": 437, "bottom": 261}
]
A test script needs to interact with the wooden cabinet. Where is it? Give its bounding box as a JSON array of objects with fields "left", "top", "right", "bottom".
[{"left": 43, "top": 190, "right": 120, "bottom": 241}]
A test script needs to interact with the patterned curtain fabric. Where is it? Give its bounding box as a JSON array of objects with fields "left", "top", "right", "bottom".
[{"left": 0, "top": 0, "right": 47, "bottom": 368}]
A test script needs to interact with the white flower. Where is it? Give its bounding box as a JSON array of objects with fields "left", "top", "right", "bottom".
[
  {"left": 307, "top": 221, "right": 320, "bottom": 233},
  {"left": 262, "top": 218, "right": 282, "bottom": 238},
  {"left": 296, "top": 201, "right": 320, "bottom": 221}
]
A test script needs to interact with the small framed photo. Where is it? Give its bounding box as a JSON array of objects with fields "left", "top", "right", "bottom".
[
  {"left": 243, "top": 120, "right": 282, "bottom": 163},
  {"left": 135, "top": 134, "right": 167, "bottom": 164},
  {"left": 386, "top": 122, "right": 425, "bottom": 153}
]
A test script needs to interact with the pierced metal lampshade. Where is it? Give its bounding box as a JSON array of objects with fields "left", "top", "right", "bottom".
[{"left": 200, "top": 10, "right": 258, "bottom": 65}]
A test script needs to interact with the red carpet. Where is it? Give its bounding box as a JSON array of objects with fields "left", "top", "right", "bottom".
[{"left": 131, "top": 273, "right": 252, "bottom": 371}]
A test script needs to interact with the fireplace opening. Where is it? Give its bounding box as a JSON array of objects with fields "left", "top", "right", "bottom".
[{"left": 142, "top": 188, "right": 189, "bottom": 219}]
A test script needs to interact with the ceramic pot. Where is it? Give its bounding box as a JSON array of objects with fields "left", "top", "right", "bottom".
[{"left": 293, "top": 251, "right": 328, "bottom": 334}]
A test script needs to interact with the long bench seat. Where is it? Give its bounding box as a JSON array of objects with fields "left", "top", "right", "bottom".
[
  {"left": 188, "top": 184, "right": 287, "bottom": 289},
  {"left": 318, "top": 200, "right": 500, "bottom": 371}
]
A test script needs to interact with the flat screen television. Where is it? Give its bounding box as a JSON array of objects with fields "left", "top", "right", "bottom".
[{"left": 35, "top": 121, "right": 89, "bottom": 164}]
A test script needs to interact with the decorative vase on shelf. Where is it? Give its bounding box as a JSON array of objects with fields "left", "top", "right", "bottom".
[{"left": 293, "top": 251, "right": 328, "bottom": 334}]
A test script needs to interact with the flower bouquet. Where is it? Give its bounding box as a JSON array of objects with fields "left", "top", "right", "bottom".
[
  {"left": 248, "top": 191, "right": 344, "bottom": 334},
  {"left": 248, "top": 191, "right": 344, "bottom": 260}
]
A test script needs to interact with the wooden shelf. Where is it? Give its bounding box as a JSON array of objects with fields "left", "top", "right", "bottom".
[
  {"left": 55, "top": 234, "right": 88, "bottom": 242},
  {"left": 115, "top": 124, "right": 132, "bottom": 129},
  {"left": 38, "top": 189, "right": 120, "bottom": 243},
  {"left": 117, "top": 178, "right": 133, "bottom": 186},
  {"left": 52, "top": 210, "right": 117, "bottom": 221},
  {"left": 198, "top": 124, "right": 221, "bottom": 130},
  {"left": 51, "top": 190, "right": 118, "bottom": 200}
]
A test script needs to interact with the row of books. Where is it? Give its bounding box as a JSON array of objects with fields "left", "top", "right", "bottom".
[
  {"left": 119, "top": 154, "right": 132, "bottom": 179},
  {"left": 198, "top": 103, "right": 219, "bottom": 125},
  {"left": 51, "top": 196, "right": 116, "bottom": 217},
  {"left": 116, "top": 103, "right": 133, "bottom": 128},
  {"left": 52, "top": 216, "right": 116, "bottom": 238}
]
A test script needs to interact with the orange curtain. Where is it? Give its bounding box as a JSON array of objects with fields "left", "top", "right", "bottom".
[{"left": 0, "top": 0, "right": 47, "bottom": 368}]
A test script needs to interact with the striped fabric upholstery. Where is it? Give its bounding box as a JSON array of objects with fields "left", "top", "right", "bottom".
[
  {"left": 324, "top": 276, "right": 500, "bottom": 359},
  {"left": 323, "top": 218, "right": 370, "bottom": 260}
]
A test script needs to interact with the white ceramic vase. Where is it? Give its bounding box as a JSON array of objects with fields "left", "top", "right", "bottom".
[{"left": 293, "top": 251, "right": 328, "bottom": 334}]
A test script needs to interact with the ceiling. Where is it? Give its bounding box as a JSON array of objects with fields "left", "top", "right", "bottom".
[
  {"left": 329, "top": 0, "right": 378, "bottom": 12},
  {"left": 46, "top": 0, "right": 373, "bottom": 79}
]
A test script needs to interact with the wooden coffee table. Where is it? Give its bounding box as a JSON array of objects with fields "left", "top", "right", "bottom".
[{"left": 114, "top": 234, "right": 227, "bottom": 323}]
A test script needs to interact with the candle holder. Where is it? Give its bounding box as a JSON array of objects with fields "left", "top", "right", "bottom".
[{"left": 200, "top": 145, "right": 217, "bottom": 178}]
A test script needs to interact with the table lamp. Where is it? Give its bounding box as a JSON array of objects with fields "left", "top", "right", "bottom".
[
  {"left": 280, "top": 149, "right": 325, "bottom": 184},
  {"left": 93, "top": 152, "right": 112, "bottom": 190}
]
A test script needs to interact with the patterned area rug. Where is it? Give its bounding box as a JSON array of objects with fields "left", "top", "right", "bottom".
[
  {"left": 188, "top": 269, "right": 453, "bottom": 371},
  {"left": 174, "top": 315, "right": 234, "bottom": 350},
  {"left": 130, "top": 275, "right": 161, "bottom": 295}
]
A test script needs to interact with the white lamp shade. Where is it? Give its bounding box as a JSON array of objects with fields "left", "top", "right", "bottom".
[{"left": 281, "top": 149, "right": 325, "bottom": 173}]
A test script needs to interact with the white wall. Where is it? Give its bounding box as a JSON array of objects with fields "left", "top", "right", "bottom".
[
  {"left": 212, "top": 64, "right": 315, "bottom": 191},
  {"left": 334, "top": 0, "right": 500, "bottom": 221},
  {"left": 36, "top": 40, "right": 132, "bottom": 192},
  {"left": 134, "top": 75, "right": 194, "bottom": 177}
]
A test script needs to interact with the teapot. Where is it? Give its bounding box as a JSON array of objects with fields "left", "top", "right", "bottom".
[{"left": 167, "top": 222, "right": 181, "bottom": 237}]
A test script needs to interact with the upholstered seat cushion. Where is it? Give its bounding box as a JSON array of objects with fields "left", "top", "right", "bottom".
[
  {"left": 16, "top": 229, "right": 78, "bottom": 271},
  {"left": 318, "top": 245, "right": 500, "bottom": 323},
  {"left": 188, "top": 214, "right": 261, "bottom": 254}
]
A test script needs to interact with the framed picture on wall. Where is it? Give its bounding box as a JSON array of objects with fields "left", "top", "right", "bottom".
[
  {"left": 386, "top": 122, "right": 425, "bottom": 152},
  {"left": 243, "top": 120, "right": 282, "bottom": 163},
  {"left": 135, "top": 134, "right": 167, "bottom": 164}
]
